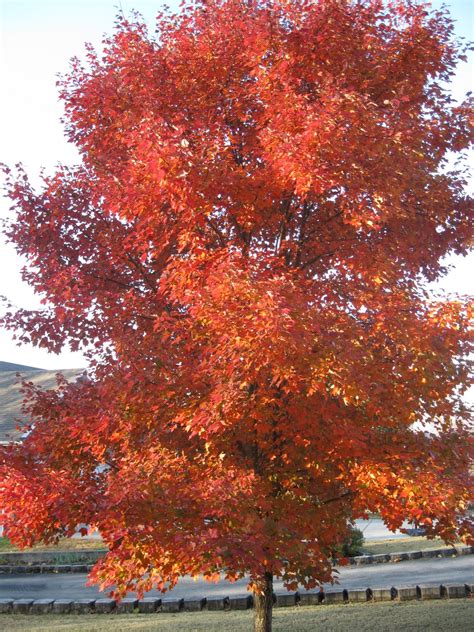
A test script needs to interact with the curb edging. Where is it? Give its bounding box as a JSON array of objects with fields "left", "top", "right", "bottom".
[
  {"left": 0, "top": 582, "right": 472, "bottom": 615},
  {"left": 0, "top": 546, "right": 472, "bottom": 575},
  {"left": 335, "top": 545, "right": 473, "bottom": 567}
]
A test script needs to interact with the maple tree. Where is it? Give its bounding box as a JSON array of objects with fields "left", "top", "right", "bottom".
[{"left": 1, "top": 1, "right": 473, "bottom": 630}]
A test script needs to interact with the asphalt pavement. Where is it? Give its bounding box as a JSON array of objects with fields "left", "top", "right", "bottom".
[
  {"left": 0, "top": 556, "right": 472, "bottom": 600},
  {"left": 354, "top": 518, "right": 410, "bottom": 540}
]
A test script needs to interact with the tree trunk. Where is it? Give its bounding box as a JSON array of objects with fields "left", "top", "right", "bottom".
[{"left": 254, "top": 571, "right": 273, "bottom": 632}]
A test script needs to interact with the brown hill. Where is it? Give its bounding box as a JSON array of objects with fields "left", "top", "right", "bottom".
[
  {"left": 0, "top": 366, "right": 83, "bottom": 443},
  {"left": 0, "top": 361, "right": 42, "bottom": 372}
]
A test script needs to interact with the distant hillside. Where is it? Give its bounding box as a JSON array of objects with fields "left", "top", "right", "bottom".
[
  {"left": 0, "top": 361, "right": 43, "bottom": 372},
  {"left": 0, "top": 366, "right": 83, "bottom": 443}
]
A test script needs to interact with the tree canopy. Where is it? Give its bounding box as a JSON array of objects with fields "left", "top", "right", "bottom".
[{"left": 1, "top": 1, "right": 472, "bottom": 630}]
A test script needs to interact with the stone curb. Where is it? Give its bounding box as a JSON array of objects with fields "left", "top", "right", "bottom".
[
  {"left": 0, "top": 563, "right": 97, "bottom": 574},
  {"left": 0, "top": 582, "right": 471, "bottom": 615},
  {"left": 0, "top": 550, "right": 105, "bottom": 567},
  {"left": 0, "top": 545, "right": 471, "bottom": 575},
  {"left": 335, "top": 545, "right": 473, "bottom": 567}
]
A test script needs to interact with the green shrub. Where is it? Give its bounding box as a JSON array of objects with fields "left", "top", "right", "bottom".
[{"left": 334, "top": 526, "right": 365, "bottom": 558}]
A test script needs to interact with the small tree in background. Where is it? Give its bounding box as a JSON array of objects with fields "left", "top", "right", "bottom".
[{"left": 1, "top": 1, "right": 472, "bottom": 630}]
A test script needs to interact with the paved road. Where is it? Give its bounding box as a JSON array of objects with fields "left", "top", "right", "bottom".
[
  {"left": 0, "top": 556, "right": 472, "bottom": 600},
  {"left": 0, "top": 518, "right": 419, "bottom": 542},
  {"left": 0, "top": 518, "right": 427, "bottom": 543},
  {"left": 355, "top": 518, "right": 410, "bottom": 540}
]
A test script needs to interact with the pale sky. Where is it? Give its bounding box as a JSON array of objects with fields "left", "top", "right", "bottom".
[{"left": 0, "top": 0, "right": 472, "bottom": 370}]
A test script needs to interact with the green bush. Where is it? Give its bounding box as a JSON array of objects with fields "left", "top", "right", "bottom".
[{"left": 334, "top": 526, "right": 365, "bottom": 558}]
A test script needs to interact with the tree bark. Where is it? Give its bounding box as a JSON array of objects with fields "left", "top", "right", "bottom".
[{"left": 254, "top": 571, "right": 273, "bottom": 632}]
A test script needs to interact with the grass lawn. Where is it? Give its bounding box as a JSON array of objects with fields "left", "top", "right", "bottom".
[
  {"left": 0, "top": 537, "right": 105, "bottom": 553},
  {"left": 361, "top": 536, "right": 458, "bottom": 556},
  {"left": 1, "top": 535, "right": 459, "bottom": 556},
  {"left": 1, "top": 600, "right": 473, "bottom": 631}
]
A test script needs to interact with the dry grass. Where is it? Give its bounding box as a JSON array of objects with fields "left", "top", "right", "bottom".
[
  {"left": 1, "top": 535, "right": 455, "bottom": 556},
  {"left": 0, "top": 538, "right": 105, "bottom": 553},
  {"left": 362, "top": 536, "right": 458, "bottom": 556},
  {"left": 1, "top": 600, "right": 473, "bottom": 631}
]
